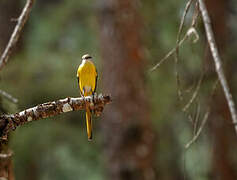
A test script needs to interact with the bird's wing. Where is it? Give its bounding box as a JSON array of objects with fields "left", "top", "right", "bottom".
[
  {"left": 77, "top": 71, "right": 83, "bottom": 96},
  {"left": 94, "top": 69, "right": 98, "bottom": 93}
]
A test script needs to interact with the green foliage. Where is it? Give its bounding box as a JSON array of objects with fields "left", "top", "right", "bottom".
[{"left": 1, "top": 0, "right": 236, "bottom": 179}]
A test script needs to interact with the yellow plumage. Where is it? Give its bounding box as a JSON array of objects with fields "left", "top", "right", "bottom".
[{"left": 77, "top": 54, "right": 97, "bottom": 141}]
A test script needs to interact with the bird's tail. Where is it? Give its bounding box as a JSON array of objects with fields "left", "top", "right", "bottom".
[{"left": 86, "top": 108, "right": 92, "bottom": 141}]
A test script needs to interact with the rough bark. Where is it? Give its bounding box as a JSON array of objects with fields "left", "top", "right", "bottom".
[
  {"left": 0, "top": 95, "right": 110, "bottom": 179},
  {"left": 98, "top": 1, "right": 156, "bottom": 180},
  {"left": 0, "top": 95, "right": 111, "bottom": 140}
]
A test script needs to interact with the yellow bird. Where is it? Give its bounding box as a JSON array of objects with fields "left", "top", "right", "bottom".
[{"left": 77, "top": 54, "right": 98, "bottom": 141}]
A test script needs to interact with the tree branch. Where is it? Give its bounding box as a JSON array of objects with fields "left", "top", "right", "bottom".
[
  {"left": 198, "top": 0, "right": 237, "bottom": 134},
  {"left": 0, "top": 0, "right": 34, "bottom": 71},
  {"left": 0, "top": 94, "right": 111, "bottom": 140},
  {"left": 0, "top": 89, "right": 18, "bottom": 104}
]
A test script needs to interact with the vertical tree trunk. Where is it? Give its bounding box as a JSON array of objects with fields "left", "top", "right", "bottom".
[
  {"left": 98, "top": 1, "right": 156, "bottom": 180},
  {"left": 205, "top": 0, "right": 237, "bottom": 179},
  {"left": 0, "top": 144, "right": 14, "bottom": 180}
]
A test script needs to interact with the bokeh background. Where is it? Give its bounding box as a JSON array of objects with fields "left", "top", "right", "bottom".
[{"left": 0, "top": 0, "right": 237, "bottom": 179}]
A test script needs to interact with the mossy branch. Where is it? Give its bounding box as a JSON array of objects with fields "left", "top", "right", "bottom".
[{"left": 0, "top": 94, "right": 111, "bottom": 140}]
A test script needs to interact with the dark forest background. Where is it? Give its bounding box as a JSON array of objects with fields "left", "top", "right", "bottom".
[{"left": 0, "top": 0, "right": 237, "bottom": 179}]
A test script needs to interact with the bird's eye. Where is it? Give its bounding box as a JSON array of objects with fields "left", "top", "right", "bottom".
[
  {"left": 82, "top": 54, "right": 92, "bottom": 59},
  {"left": 85, "top": 56, "right": 92, "bottom": 59}
]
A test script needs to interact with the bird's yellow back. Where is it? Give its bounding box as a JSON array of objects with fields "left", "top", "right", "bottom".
[
  {"left": 77, "top": 54, "right": 97, "bottom": 140},
  {"left": 77, "top": 59, "right": 97, "bottom": 96}
]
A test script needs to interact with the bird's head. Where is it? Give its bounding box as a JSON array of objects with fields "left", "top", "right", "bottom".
[{"left": 82, "top": 54, "right": 92, "bottom": 61}]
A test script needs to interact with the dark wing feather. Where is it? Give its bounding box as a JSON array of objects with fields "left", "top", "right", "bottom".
[{"left": 93, "top": 70, "right": 98, "bottom": 93}]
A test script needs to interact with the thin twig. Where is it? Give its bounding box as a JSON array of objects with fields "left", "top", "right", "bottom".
[
  {"left": 193, "top": 103, "right": 200, "bottom": 135},
  {"left": 0, "top": 90, "right": 18, "bottom": 104},
  {"left": 150, "top": 27, "right": 199, "bottom": 72},
  {"left": 185, "top": 79, "right": 219, "bottom": 148},
  {"left": 185, "top": 110, "right": 209, "bottom": 149},
  {"left": 175, "top": 0, "right": 195, "bottom": 101},
  {"left": 191, "top": 2, "right": 200, "bottom": 27},
  {"left": 0, "top": 94, "right": 111, "bottom": 140},
  {"left": 150, "top": 1, "right": 199, "bottom": 72},
  {"left": 177, "top": 0, "right": 195, "bottom": 43},
  {"left": 150, "top": 33, "right": 188, "bottom": 71},
  {"left": 0, "top": 0, "right": 35, "bottom": 71},
  {"left": 198, "top": 0, "right": 237, "bottom": 134},
  {"left": 182, "top": 73, "right": 204, "bottom": 112}
]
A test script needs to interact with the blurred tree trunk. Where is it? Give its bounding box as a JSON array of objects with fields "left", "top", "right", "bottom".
[
  {"left": 0, "top": 147, "right": 14, "bottom": 180},
  {"left": 98, "top": 0, "right": 156, "bottom": 180},
  {"left": 204, "top": 0, "right": 237, "bottom": 179}
]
